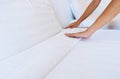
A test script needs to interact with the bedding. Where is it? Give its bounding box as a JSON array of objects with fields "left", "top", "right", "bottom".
[
  {"left": 44, "top": 29, "right": 120, "bottom": 79},
  {"left": 0, "top": 28, "right": 83, "bottom": 79},
  {"left": 50, "top": 0, "right": 74, "bottom": 27},
  {"left": 0, "top": 0, "right": 61, "bottom": 60}
]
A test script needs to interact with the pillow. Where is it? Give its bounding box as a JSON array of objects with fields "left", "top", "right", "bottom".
[
  {"left": 50, "top": 0, "right": 74, "bottom": 27},
  {"left": 0, "top": 0, "right": 62, "bottom": 60},
  {"left": 70, "top": 0, "right": 111, "bottom": 27}
]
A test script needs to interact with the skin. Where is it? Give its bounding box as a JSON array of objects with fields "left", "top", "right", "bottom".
[
  {"left": 65, "top": 0, "right": 101, "bottom": 29},
  {"left": 65, "top": 0, "right": 120, "bottom": 39}
]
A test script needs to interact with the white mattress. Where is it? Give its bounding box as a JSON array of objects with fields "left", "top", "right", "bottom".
[
  {"left": 44, "top": 29, "right": 120, "bottom": 79},
  {"left": 0, "top": 28, "right": 83, "bottom": 79}
]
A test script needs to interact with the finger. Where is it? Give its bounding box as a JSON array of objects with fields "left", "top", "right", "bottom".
[
  {"left": 65, "top": 33, "right": 81, "bottom": 38},
  {"left": 65, "top": 23, "right": 74, "bottom": 29},
  {"left": 65, "top": 33, "right": 72, "bottom": 36},
  {"left": 65, "top": 26, "right": 68, "bottom": 29},
  {"left": 65, "top": 25, "right": 72, "bottom": 29},
  {"left": 65, "top": 33, "right": 77, "bottom": 37}
]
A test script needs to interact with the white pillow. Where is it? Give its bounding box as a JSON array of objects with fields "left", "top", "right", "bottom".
[
  {"left": 50, "top": 0, "right": 74, "bottom": 27},
  {"left": 0, "top": 0, "right": 62, "bottom": 60},
  {"left": 70, "top": 0, "right": 111, "bottom": 27}
]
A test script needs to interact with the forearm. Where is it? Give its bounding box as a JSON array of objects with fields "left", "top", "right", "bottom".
[
  {"left": 77, "top": 0, "right": 101, "bottom": 23},
  {"left": 88, "top": 0, "right": 120, "bottom": 33}
]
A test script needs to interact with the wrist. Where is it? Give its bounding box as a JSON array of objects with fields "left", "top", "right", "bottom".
[
  {"left": 74, "top": 21, "right": 81, "bottom": 26},
  {"left": 77, "top": 19, "right": 82, "bottom": 24},
  {"left": 86, "top": 27, "right": 96, "bottom": 35}
]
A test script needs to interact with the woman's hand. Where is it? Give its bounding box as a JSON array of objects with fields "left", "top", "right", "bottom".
[
  {"left": 65, "top": 29, "right": 92, "bottom": 39},
  {"left": 65, "top": 21, "right": 80, "bottom": 29}
]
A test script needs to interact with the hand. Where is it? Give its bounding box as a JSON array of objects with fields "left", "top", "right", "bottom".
[
  {"left": 65, "top": 29, "right": 92, "bottom": 39},
  {"left": 65, "top": 21, "right": 80, "bottom": 29}
]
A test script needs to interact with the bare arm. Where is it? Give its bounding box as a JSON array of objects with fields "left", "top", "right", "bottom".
[
  {"left": 88, "top": 0, "right": 120, "bottom": 33},
  {"left": 66, "top": 0, "right": 101, "bottom": 28},
  {"left": 66, "top": 0, "right": 120, "bottom": 38},
  {"left": 77, "top": 0, "right": 101, "bottom": 23}
]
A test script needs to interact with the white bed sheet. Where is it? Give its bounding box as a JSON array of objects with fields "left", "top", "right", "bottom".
[
  {"left": 0, "top": 28, "right": 83, "bottom": 79},
  {"left": 44, "top": 29, "right": 120, "bottom": 79}
]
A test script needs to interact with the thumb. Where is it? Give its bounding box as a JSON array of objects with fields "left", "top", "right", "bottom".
[{"left": 65, "top": 24, "right": 72, "bottom": 29}]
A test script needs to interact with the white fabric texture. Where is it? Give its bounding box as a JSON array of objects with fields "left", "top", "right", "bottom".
[
  {"left": 0, "top": 0, "right": 61, "bottom": 60},
  {"left": 44, "top": 30, "right": 120, "bottom": 79},
  {"left": 50, "top": 0, "right": 74, "bottom": 27},
  {"left": 70, "top": 0, "right": 111, "bottom": 27},
  {"left": 0, "top": 29, "right": 83, "bottom": 79}
]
